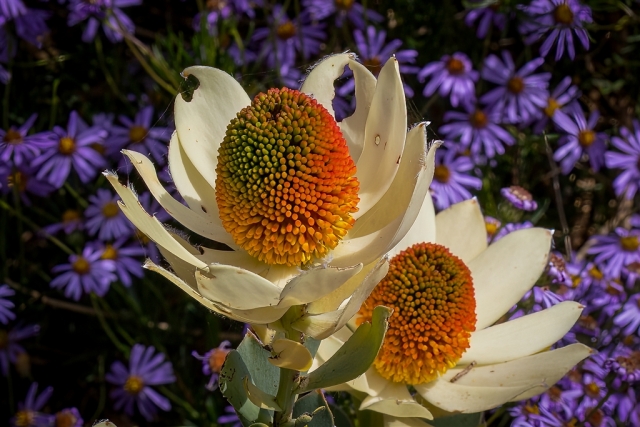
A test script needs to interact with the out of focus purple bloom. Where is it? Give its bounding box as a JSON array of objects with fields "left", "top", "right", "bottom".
[
  {"left": 520, "top": 0, "right": 592, "bottom": 60},
  {"left": 42, "top": 209, "right": 84, "bottom": 236},
  {"left": 106, "top": 106, "right": 171, "bottom": 165},
  {"left": 419, "top": 53, "right": 478, "bottom": 107},
  {"left": 0, "top": 323, "right": 39, "bottom": 376},
  {"left": 10, "top": 383, "right": 54, "bottom": 427},
  {"left": 0, "top": 28, "right": 14, "bottom": 84},
  {"left": 0, "top": 114, "right": 52, "bottom": 166},
  {"left": 480, "top": 52, "right": 550, "bottom": 125},
  {"left": 50, "top": 245, "right": 117, "bottom": 300},
  {"left": 193, "top": 0, "right": 259, "bottom": 34},
  {"left": 0, "top": 0, "right": 26, "bottom": 19},
  {"left": 95, "top": 237, "right": 145, "bottom": 287},
  {"left": 218, "top": 406, "right": 242, "bottom": 427},
  {"left": 553, "top": 108, "right": 606, "bottom": 174},
  {"left": 587, "top": 228, "right": 640, "bottom": 279},
  {"left": 484, "top": 216, "right": 501, "bottom": 242},
  {"left": 67, "top": 0, "right": 141, "bottom": 43},
  {"left": 54, "top": 407, "right": 83, "bottom": 427},
  {"left": 0, "top": 284, "right": 15, "bottom": 324},
  {"left": 525, "top": 286, "right": 564, "bottom": 311},
  {"left": 614, "top": 294, "right": 640, "bottom": 336},
  {"left": 32, "top": 111, "right": 107, "bottom": 188},
  {"left": 465, "top": 1, "right": 507, "bottom": 38},
  {"left": 192, "top": 340, "right": 232, "bottom": 391},
  {"left": 106, "top": 344, "right": 175, "bottom": 421},
  {"left": 252, "top": 6, "right": 325, "bottom": 75},
  {"left": 605, "top": 120, "right": 640, "bottom": 199},
  {"left": 501, "top": 186, "right": 538, "bottom": 211},
  {"left": 493, "top": 221, "right": 534, "bottom": 242},
  {"left": 0, "top": 163, "right": 55, "bottom": 205},
  {"left": 430, "top": 148, "right": 481, "bottom": 210},
  {"left": 531, "top": 76, "right": 581, "bottom": 133},
  {"left": 440, "top": 104, "right": 515, "bottom": 159},
  {"left": 13, "top": 8, "right": 49, "bottom": 46},
  {"left": 547, "top": 252, "right": 572, "bottom": 287},
  {"left": 303, "top": 0, "right": 383, "bottom": 29},
  {"left": 85, "top": 188, "right": 134, "bottom": 241}
]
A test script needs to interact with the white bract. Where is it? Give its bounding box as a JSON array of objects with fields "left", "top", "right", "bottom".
[{"left": 105, "top": 53, "right": 438, "bottom": 338}]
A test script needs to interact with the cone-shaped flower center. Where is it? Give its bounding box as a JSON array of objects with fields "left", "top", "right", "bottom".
[
  {"left": 554, "top": 4, "right": 574, "bottom": 25},
  {"left": 446, "top": 58, "right": 465, "bottom": 75},
  {"left": 335, "top": 0, "right": 354, "bottom": 11},
  {"left": 358, "top": 243, "right": 476, "bottom": 385},
  {"left": 59, "top": 136, "right": 76, "bottom": 155},
  {"left": 276, "top": 21, "right": 297, "bottom": 40},
  {"left": 507, "top": 77, "right": 525, "bottom": 94},
  {"left": 72, "top": 257, "right": 91, "bottom": 275},
  {"left": 129, "top": 125, "right": 147, "bottom": 143},
  {"left": 469, "top": 109, "right": 488, "bottom": 129},
  {"left": 216, "top": 87, "right": 359, "bottom": 266},
  {"left": 101, "top": 244, "right": 119, "bottom": 260},
  {"left": 102, "top": 201, "right": 120, "bottom": 218},
  {"left": 4, "top": 128, "right": 22, "bottom": 145},
  {"left": 124, "top": 375, "right": 145, "bottom": 394},
  {"left": 544, "top": 98, "right": 561, "bottom": 117},
  {"left": 578, "top": 130, "right": 595, "bottom": 148},
  {"left": 620, "top": 235, "right": 639, "bottom": 251},
  {"left": 433, "top": 164, "right": 451, "bottom": 183},
  {"left": 209, "top": 347, "right": 231, "bottom": 373},
  {"left": 62, "top": 209, "right": 81, "bottom": 224},
  {"left": 8, "top": 171, "right": 27, "bottom": 192}
]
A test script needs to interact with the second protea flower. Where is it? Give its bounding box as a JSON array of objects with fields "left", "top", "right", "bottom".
[{"left": 106, "top": 53, "right": 438, "bottom": 338}]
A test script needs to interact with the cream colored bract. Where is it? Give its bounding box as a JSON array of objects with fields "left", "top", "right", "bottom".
[
  {"left": 312, "top": 198, "right": 592, "bottom": 424},
  {"left": 105, "top": 53, "right": 439, "bottom": 338}
]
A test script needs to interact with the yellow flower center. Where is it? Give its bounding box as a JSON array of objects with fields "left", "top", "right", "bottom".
[
  {"left": 91, "top": 143, "right": 106, "bottom": 155},
  {"left": 3, "top": 128, "right": 23, "bottom": 145},
  {"left": 554, "top": 3, "right": 574, "bottom": 25},
  {"left": 544, "top": 98, "right": 561, "bottom": 117},
  {"left": 571, "top": 275, "right": 581, "bottom": 288},
  {"left": 334, "top": 0, "right": 354, "bottom": 10},
  {"left": 215, "top": 88, "right": 359, "bottom": 266},
  {"left": 102, "top": 201, "right": 120, "bottom": 218},
  {"left": 446, "top": 58, "right": 465, "bottom": 75},
  {"left": 507, "top": 77, "right": 525, "bottom": 94},
  {"left": 620, "top": 235, "right": 639, "bottom": 251},
  {"left": 209, "top": 347, "right": 231, "bottom": 373},
  {"left": 276, "top": 21, "right": 296, "bottom": 40},
  {"left": 101, "top": 244, "right": 119, "bottom": 260},
  {"left": 129, "top": 125, "right": 147, "bottom": 143},
  {"left": 362, "top": 56, "right": 382, "bottom": 77},
  {"left": 588, "top": 266, "right": 603, "bottom": 280},
  {"left": 616, "top": 351, "right": 640, "bottom": 373},
  {"left": 14, "top": 411, "right": 34, "bottom": 427},
  {"left": 469, "top": 110, "right": 488, "bottom": 129},
  {"left": 524, "top": 404, "right": 540, "bottom": 415},
  {"left": 8, "top": 171, "right": 27, "bottom": 192},
  {"left": 55, "top": 411, "right": 79, "bottom": 427},
  {"left": 59, "top": 136, "right": 76, "bottom": 155},
  {"left": 124, "top": 375, "right": 145, "bottom": 394},
  {"left": 72, "top": 257, "right": 91, "bottom": 275},
  {"left": 357, "top": 243, "right": 476, "bottom": 385},
  {"left": 433, "top": 164, "right": 451, "bottom": 184},
  {"left": 485, "top": 221, "right": 499, "bottom": 237},
  {"left": 135, "top": 229, "right": 151, "bottom": 245},
  {"left": 585, "top": 382, "right": 600, "bottom": 398},
  {"left": 62, "top": 209, "right": 81, "bottom": 224},
  {"left": 578, "top": 130, "right": 595, "bottom": 148},
  {"left": 206, "top": 0, "right": 226, "bottom": 11}
]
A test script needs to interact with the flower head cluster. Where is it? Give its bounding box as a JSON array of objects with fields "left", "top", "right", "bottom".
[{"left": 67, "top": 0, "right": 142, "bottom": 43}]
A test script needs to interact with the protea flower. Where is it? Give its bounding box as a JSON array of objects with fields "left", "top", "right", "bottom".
[{"left": 106, "top": 53, "right": 438, "bottom": 338}]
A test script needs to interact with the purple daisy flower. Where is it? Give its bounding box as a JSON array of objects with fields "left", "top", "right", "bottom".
[
  {"left": 10, "top": 383, "right": 54, "bottom": 427},
  {"left": 520, "top": 0, "right": 592, "bottom": 61},
  {"left": 106, "top": 344, "right": 176, "bottom": 421},
  {"left": 54, "top": 408, "right": 83, "bottom": 427},
  {"left": 67, "top": 0, "right": 142, "bottom": 44},
  {"left": 418, "top": 52, "right": 478, "bottom": 107},
  {"left": 95, "top": 238, "right": 145, "bottom": 287},
  {"left": 42, "top": 209, "right": 84, "bottom": 236},
  {"left": 32, "top": 111, "right": 107, "bottom": 189},
  {"left": 501, "top": 186, "right": 538, "bottom": 211},
  {"left": 193, "top": 0, "right": 259, "bottom": 34},
  {"left": 13, "top": 8, "right": 49, "bottom": 47},
  {"left": 0, "top": 28, "right": 14, "bottom": 84},
  {"left": 105, "top": 106, "right": 171, "bottom": 165},
  {"left": 85, "top": 188, "right": 134, "bottom": 241},
  {"left": 464, "top": 1, "right": 508, "bottom": 38},
  {"left": 302, "top": 0, "right": 383, "bottom": 29},
  {"left": 50, "top": 245, "right": 117, "bottom": 301},
  {"left": 614, "top": 294, "right": 640, "bottom": 336},
  {"left": 493, "top": 221, "right": 534, "bottom": 242},
  {"left": 587, "top": 228, "right": 640, "bottom": 280},
  {"left": 0, "top": 163, "right": 55, "bottom": 205},
  {"left": 0, "top": 323, "right": 39, "bottom": 376},
  {"left": 218, "top": 406, "right": 242, "bottom": 427},
  {"left": 440, "top": 104, "right": 515, "bottom": 158},
  {"left": 192, "top": 341, "right": 232, "bottom": 391},
  {"left": 0, "top": 284, "right": 15, "bottom": 325},
  {"left": 552, "top": 108, "right": 607, "bottom": 174},
  {"left": 547, "top": 252, "right": 572, "bottom": 286},
  {"left": 531, "top": 76, "right": 581, "bottom": 134},
  {"left": 0, "top": 114, "right": 52, "bottom": 166},
  {"left": 480, "top": 51, "right": 551, "bottom": 125},
  {"left": 430, "top": 148, "right": 482, "bottom": 210},
  {"left": 0, "top": 0, "right": 26, "bottom": 19},
  {"left": 252, "top": 6, "right": 325, "bottom": 75},
  {"left": 605, "top": 120, "right": 640, "bottom": 199}
]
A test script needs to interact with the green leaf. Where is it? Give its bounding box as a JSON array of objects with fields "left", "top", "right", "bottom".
[
  {"left": 299, "top": 306, "right": 391, "bottom": 392},
  {"left": 304, "top": 336, "right": 321, "bottom": 359},
  {"left": 430, "top": 413, "right": 484, "bottom": 427},
  {"left": 237, "top": 331, "right": 280, "bottom": 396},
  {"left": 218, "top": 350, "right": 262, "bottom": 426},
  {"left": 292, "top": 390, "right": 334, "bottom": 427}
]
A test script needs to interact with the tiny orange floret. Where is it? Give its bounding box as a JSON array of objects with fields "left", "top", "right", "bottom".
[
  {"left": 215, "top": 88, "right": 359, "bottom": 266},
  {"left": 357, "top": 243, "right": 476, "bottom": 385}
]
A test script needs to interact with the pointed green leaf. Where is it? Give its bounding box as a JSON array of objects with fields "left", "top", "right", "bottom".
[
  {"left": 299, "top": 306, "right": 391, "bottom": 393},
  {"left": 293, "top": 390, "right": 334, "bottom": 427},
  {"left": 304, "top": 336, "right": 321, "bottom": 359},
  {"left": 237, "top": 331, "right": 280, "bottom": 396},
  {"left": 430, "top": 413, "right": 484, "bottom": 427},
  {"left": 218, "top": 350, "right": 262, "bottom": 426}
]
